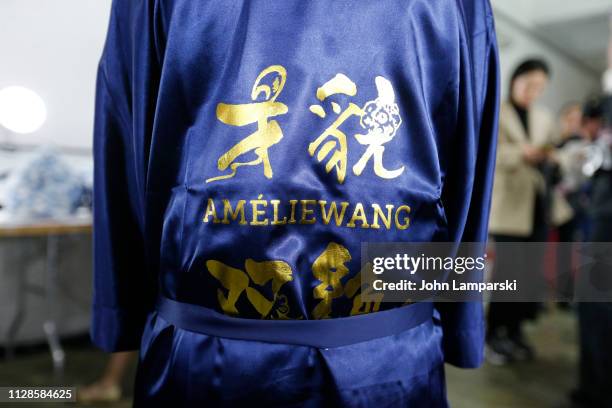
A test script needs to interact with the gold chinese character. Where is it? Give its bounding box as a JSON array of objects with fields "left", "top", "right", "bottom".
[
  {"left": 207, "top": 65, "right": 288, "bottom": 183},
  {"left": 206, "top": 258, "right": 293, "bottom": 318},
  {"left": 309, "top": 75, "right": 404, "bottom": 183},
  {"left": 344, "top": 263, "right": 384, "bottom": 315},
  {"left": 311, "top": 244, "right": 385, "bottom": 318},
  {"left": 308, "top": 74, "right": 362, "bottom": 184},
  {"left": 353, "top": 77, "right": 405, "bottom": 179},
  {"left": 206, "top": 260, "right": 250, "bottom": 316},
  {"left": 244, "top": 259, "right": 293, "bottom": 317},
  {"left": 311, "top": 242, "right": 352, "bottom": 318}
]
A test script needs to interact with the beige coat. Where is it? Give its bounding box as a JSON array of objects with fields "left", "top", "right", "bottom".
[{"left": 489, "top": 101, "right": 573, "bottom": 237}]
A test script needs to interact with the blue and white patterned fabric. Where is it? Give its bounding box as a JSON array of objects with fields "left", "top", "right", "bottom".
[{"left": 1, "top": 147, "right": 85, "bottom": 218}]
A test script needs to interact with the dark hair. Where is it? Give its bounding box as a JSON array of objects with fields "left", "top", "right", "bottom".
[
  {"left": 582, "top": 96, "right": 603, "bottom": 121},
  {"left": 509, "top": 58, "right": 551, "bottom": 96}
]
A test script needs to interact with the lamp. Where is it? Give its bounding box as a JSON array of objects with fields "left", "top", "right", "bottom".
[{"left": 0, "top": 86, "right": 47, "bottom": 148}]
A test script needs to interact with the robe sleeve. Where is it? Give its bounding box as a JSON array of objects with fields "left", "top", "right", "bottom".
[
  {"left": 436, "top": 0, "right": 500, "bottom": 368},
  {"left": 91, "top": 0, "right": 158, "bottom": 352}
]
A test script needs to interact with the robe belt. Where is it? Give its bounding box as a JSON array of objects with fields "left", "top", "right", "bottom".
[{"left": 156, "top": 296, "right": 434, "bottom": 348}]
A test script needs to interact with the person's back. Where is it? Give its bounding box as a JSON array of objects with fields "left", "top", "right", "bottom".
[{"left": 91, "top": 1, "right": 499, "bottom": 406}]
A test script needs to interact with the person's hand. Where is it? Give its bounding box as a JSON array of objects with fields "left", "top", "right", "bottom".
[{"left": 522, "top": 144, "right": 548, "bottom": 165}]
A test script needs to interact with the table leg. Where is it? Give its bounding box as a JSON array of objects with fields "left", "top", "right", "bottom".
[
  {"left": 5, "top": 249, "right": 27, "bottom": 359},
  {"left": 44, "top": 234, "right": 65, "bottom": 378}
]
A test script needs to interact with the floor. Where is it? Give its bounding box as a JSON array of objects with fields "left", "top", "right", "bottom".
[
  {"left": 447, "top": 308, "right": 578, "bottom": 408},
  {"left": 0, "top": 307, "right": 578, "bottom": 408}
]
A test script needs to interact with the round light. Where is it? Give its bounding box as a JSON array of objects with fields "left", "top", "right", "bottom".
[{"left": 0, "top": 86, "right": 47, "bottom": 134}]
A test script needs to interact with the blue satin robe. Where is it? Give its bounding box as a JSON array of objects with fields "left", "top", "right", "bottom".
[{"left": 91, "top": 0, "right": 499, "bottom": 406}]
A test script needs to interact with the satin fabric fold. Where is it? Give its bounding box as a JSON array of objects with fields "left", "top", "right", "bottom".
[{"left": 134, "top": 311, "right": 447, "bottom": 407}]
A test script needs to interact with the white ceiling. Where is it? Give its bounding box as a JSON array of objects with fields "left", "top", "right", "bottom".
[{"left": 492, "top": 0, "right": 612, "bottom": 74}]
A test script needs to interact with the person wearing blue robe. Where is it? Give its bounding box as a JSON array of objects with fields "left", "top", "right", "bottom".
[{"left": 91, "top": 0, "right": 499, "bottom": 406}]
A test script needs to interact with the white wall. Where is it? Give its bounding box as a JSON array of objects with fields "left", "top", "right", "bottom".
[
  {"left": 0, "top": 0, "right": 603, "bottom": 148},
  {"left": 0, "top": 0, "right": 112, "bottom": 150},
  {"left": 492, "top": 3, "right": 602, "bottom": 114},
  {"left": 493, "top": 0, "right": 612, "bottom": 26}
]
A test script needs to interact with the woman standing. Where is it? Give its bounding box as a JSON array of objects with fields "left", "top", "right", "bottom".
[{"left": 487, "top": 59, "right": 572, "bottom": 365}]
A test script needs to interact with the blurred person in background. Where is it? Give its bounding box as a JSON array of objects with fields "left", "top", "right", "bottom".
[
  {"left": 487, "top": 58, "right": 573, "bottom": 365},
  {"left": 571, "top": 26, "right": 612, "bottom": 407},
  {"left": 558, "top": 103, "right": 584, "bottom": 144},
  {"left": 555, "top": 99, "right": 604, "bottom": 303}
]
